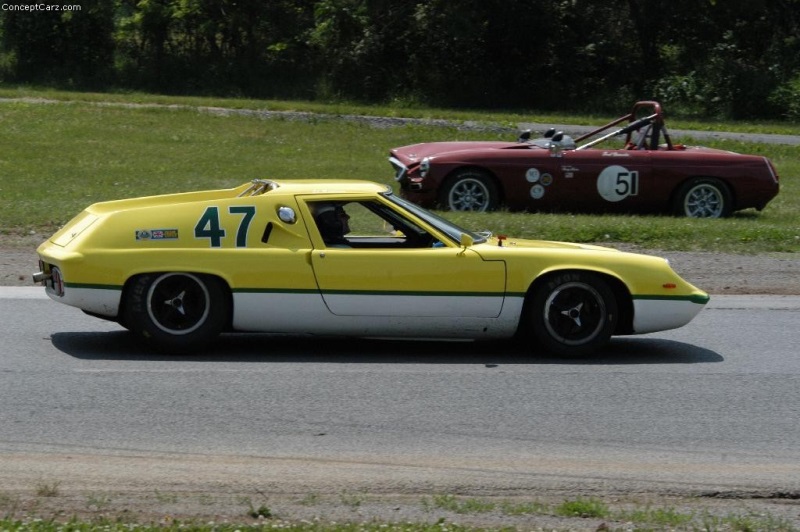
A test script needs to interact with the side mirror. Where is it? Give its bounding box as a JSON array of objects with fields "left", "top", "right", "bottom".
[
  {"left": 460, "top": 233, "right": 475, "bottom": 248},
  {"left": 549, "top": 131, "right": 565, "bottom": 157},
  {"left": 517, "top": 130, "right": 531, "bottom": 142},
  {"left": 544, "top": 128, "right": 556, "bottom": 138}
]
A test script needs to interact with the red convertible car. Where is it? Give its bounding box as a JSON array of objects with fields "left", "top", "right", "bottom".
[{"left": 389, "top": 101, "right": 780, "bottom": 218}]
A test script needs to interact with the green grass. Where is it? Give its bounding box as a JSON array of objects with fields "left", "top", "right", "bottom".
[
  {"left": 416, "top": 494, "right": 795, "bottom": 530},
  {"left": 2, "top": 493, "right": 798, "bottom": 531},
  {"left": 553, "top": 497, "right": 610, "bottom": 518},
  {"left": 1, "top": 87, "right": 798, "bottom": 253}
]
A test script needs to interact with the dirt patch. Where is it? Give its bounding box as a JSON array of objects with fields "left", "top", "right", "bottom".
[
  {"left": 2, "top": 454, "right": 800, "bottom": 531},
  {"left": 2, "top": 483, "right": 799, "bottom": 530}
]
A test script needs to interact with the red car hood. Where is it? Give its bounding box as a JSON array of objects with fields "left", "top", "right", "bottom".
[{"left": 390, "top": 141, "right": 531, "bottom": 163}]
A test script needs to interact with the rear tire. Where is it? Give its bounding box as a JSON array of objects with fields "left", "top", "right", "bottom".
[
  {"left": 674, "top": 177, "right": 733, "bottom": 218},
  {"left": 527, "top": 271, "right": 617, "bottom": 357},
  {"left": 124, "top": 272, "right": 229, "bottom": 353}
]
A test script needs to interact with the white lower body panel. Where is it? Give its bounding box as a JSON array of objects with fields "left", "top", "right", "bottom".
[
  {"left": 632, "top": 298, "right": 707, "bottom": 334},
  {"left": 232, "top": 292, "right": 524, "bottom": 339},
  {"left": 48, "top": 286, "right": 122, "bottom": 318}
]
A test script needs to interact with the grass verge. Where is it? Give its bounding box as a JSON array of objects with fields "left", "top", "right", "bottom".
[{"left": 1, "top": 88, "right": 798, "bottom": 253}]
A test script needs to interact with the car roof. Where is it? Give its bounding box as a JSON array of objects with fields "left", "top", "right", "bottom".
[{"left": 237, "top": 179, "right": 390, "bottom": 198}]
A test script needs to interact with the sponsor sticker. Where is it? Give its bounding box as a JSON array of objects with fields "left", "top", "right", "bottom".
[
  {"left": 530, "top": 184, "right": 545, "bottom": 199},
  {"left": 136, "top": 229, "right": 179, "bottom": 240},
  {"left": 525, "top": 168, "right": 541, "bottom": 183},
  {"left": 561, "top": 165, "right": 579, "bottom": 179}
]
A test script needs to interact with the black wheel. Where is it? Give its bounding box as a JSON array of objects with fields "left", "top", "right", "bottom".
[
  {"left": 528, "top": 272, "right": 618, "bottom": 357},
  {"left": 123, "top": 272, "right": 229, "bottom": 353},
  {"left": 674, "top": 177, "right": 733, "bottom": 218},
  {"left": 439, "top": 169, "right": 499, "bottom": 212}
]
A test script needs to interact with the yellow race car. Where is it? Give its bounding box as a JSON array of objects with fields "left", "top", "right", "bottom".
[{"left": 33, "top": 179, "right": 709, "bottom": 356}]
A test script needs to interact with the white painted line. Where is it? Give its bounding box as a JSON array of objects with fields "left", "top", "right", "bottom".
[
  {"left": 0, "top": 287, "right": 48, "bottom": 299},
  {"left": 707, "top": 295, "right": 800, "bottom": 310}
]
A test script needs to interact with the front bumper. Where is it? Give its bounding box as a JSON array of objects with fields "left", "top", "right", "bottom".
[
  {"left": 632, "top": 295, "right": 709, "bottom": 333},
  {"left": 389, "top": 156, "right": 408, "bottom": 182},
  {"left": 389, "top": 156, "right": 438, "bottom": 207}
]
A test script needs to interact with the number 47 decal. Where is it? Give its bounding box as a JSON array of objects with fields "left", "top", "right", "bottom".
[{"left": 194, "top": 206, "right": 256, "bottom": 247}]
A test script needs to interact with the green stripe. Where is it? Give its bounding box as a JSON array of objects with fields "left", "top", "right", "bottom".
[
  {"left": 232, "top": 287, "right": 319, "bottom": 295},
  {"left": 65, "top": 282, "right": 122, "bottom": 291},
  {"left": 633, "top": 294, "right": 710, "bottom": 304},
  {"left": 321, "top": 289, "right": 505, "bottom": 297},
  {"left": 65, "top": 282, "right": 707, "bottom": 306},
  {"left": 234, "top": 287, "right": 507, "bottom": 297}
]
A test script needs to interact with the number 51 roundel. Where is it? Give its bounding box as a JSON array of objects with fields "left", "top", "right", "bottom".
[{"left": 597, "top": 165, "right": 639, "bottom": 202}]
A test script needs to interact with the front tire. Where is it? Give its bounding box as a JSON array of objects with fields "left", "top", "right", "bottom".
[
  {"left": 528, "top": 272, "right": 618, "bottom": 357},
  {"left": 124, "top": 272, "right": 229, "bottom": 353},
  {"left": 439, "top": 169, "right": 499, "bottom": 212},
  {"left": 674, "top": 177, "right": 733, "bottom": 218}
]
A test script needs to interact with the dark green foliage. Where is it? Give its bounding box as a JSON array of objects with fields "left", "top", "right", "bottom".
[
  {"left": 1, "top": 0, "right": 799, "bottom": 118},
  {"left": 1, "top": 0, "right": 115, "bottom": 88}
]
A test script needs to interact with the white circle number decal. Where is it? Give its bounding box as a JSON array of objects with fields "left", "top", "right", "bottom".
[
  {"left": 525, "top": 168, "right": 540, "bottom": 182},
  {"left": 597, "top": 165, "right": 639, "bottom": 202}
]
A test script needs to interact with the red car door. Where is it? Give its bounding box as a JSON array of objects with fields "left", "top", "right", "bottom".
[{"left": 544, "top": 149, "right": 656, "bottom": 213}]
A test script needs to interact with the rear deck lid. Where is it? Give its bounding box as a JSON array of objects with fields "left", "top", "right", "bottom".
[{"left": 50, "top": 211, "right": 98, "bottom": 247}]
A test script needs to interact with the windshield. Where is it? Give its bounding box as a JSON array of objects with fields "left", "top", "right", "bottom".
[{"left": 383, "top": 192, "right": 487, "bottom": 244}]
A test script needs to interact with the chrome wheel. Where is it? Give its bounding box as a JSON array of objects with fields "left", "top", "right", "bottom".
[
  {"left": 441, "top": 170, "right": 498, "bottom": 212},
  {"left": 683, "top": 184, "right": 724, "bottom": 218},
  {"left": 675, "top": 178, "right": 732, "bottom": 218}
]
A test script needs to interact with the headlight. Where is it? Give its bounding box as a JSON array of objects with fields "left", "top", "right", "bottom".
[{"left": 420, "top": 157, "right": 432, "bottom": 177}]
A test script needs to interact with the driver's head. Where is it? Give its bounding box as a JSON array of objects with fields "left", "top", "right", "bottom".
[{"left": 312, "top": 202, "right": 350, "bottom": 243}]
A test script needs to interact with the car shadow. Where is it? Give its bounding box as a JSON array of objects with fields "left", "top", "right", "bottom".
[{"left": 52, "top": 330, "right": 723, "bottom": 365}]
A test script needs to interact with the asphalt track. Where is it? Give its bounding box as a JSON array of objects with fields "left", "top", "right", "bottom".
[{"left": 2, "top": 289, "right": 799, "bottom": 497}]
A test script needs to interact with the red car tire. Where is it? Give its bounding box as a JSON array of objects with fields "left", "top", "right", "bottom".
[
  {"left": 439, "top": 169, "right": 499, "bottom": 212},
  {"left": 674, "top": 177, "right": 733, "bottom": 218}
]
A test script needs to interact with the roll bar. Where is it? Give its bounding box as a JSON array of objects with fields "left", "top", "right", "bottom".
[{"left": 574, "top": 101, "right": 673, "bottom": 151}]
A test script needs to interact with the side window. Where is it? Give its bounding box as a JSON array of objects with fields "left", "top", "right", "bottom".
[
  {"left": 308, "top": 200, "right": 435, "bottom": 248},
  {"left": 347, "top": 202, "right": 404, "bottom": 236}
]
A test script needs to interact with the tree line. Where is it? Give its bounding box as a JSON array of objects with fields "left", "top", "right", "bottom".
[{"left": 1, "top": 0, "right": 799, "bottom": 120}]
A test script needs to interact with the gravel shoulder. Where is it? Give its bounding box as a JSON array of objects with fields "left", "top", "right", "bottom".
[{"left": 2, "top": 450, "right": 800, "bottom": 529}]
